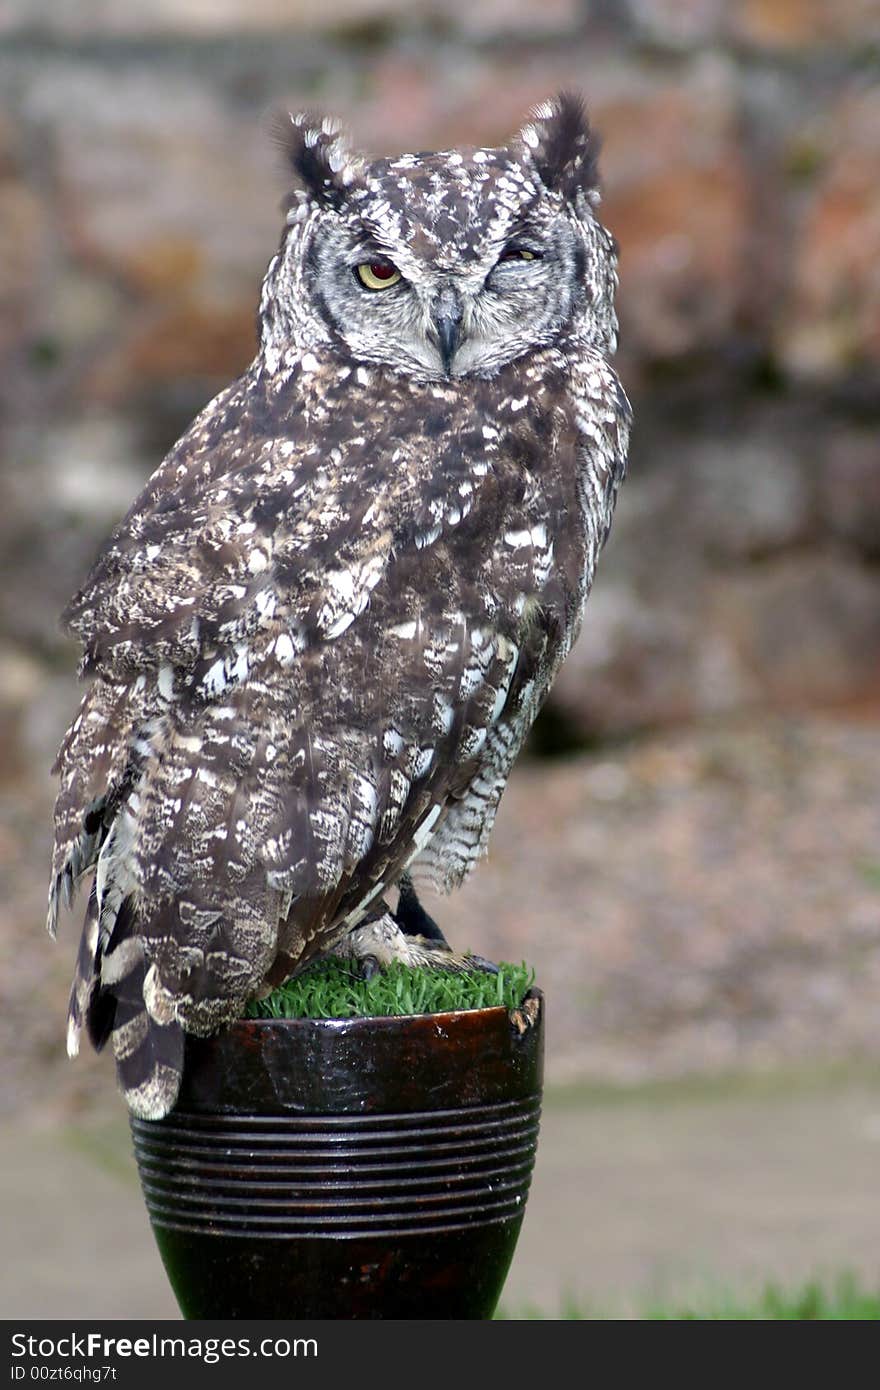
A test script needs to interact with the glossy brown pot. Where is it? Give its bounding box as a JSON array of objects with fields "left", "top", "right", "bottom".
[{"left": 130, "top": 991, "right": 543, "bottom": 1319}]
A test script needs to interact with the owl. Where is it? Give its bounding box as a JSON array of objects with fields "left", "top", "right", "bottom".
[{"left": 48, "top": 93, "right": 631, "bottom": 1120}]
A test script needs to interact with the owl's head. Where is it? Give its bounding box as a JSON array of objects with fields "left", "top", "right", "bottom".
[{"left": 261, "top": 94, "right": 619, "bottom": 380}]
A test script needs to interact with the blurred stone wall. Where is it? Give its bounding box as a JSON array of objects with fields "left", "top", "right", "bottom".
[{"left": 1, "top": 0, "right": 879, "bottom": 755}]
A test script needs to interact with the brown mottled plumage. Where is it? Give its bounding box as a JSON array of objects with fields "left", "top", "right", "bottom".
[{"left": 48, "top": 94, "right": 631, "bottom": 1118}]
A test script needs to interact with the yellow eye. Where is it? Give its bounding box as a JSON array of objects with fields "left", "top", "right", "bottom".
[
  {"left": 499, "top": 248, "right": 539, "bottom": 263},
  {"left": 356, "top": 261, "right": 402, "bottom": 290}
]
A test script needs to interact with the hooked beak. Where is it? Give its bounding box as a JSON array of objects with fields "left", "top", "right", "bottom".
[{"left": 432, "top": 287, "right": 463, "bottom": 375}]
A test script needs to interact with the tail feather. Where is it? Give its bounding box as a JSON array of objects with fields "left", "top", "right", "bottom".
[
  {"left": 86, "top": 895, "right": 139, "bottom": 1051},
  {"left": 49, "top": 798, "right": 109, "bottom": 939},
  {"left": 49, "top": 676, "right": 161, "bottom": 938},
  {"left": 110, "top": 950, "right": 184, "bottom": 1120},
  {"left": 66, "top": 884, "right": 101, "bottom": 1058},
  {"left": 66, "top": 885, "right": 184, "bottom": 1118}
]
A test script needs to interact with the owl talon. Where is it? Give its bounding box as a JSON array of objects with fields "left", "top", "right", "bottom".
[
  {"left": 334, "top": 911, "right": 476, "bottom": 973},
  {"left": 465, "top": 954, "right": 499, "bottom": 975},
  {"left": 359, "top": 954, "right": 381, "bottom": 981},
  {"left": 395, "top": 874, "right": 449, "bottom": 946}
]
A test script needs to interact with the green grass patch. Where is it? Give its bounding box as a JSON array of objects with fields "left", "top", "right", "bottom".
[
  {"left": 498, "top": 1275, "right": 880, "bottom": 1320},
  {"left": 245, "top": 958, "right": 535, "bottom": 1021},
  {"left": 645, "top": 1277, "right": 880, "bottom": 1320},
  {"left": 857, "top": 859, "right": 880, "bottom": 889}
]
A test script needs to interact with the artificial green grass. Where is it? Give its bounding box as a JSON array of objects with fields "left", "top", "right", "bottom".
[{"left": 245, "top": 958, "right": 535, "bottom": 1021}]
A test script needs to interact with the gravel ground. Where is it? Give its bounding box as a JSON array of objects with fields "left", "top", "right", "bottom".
[{"left": 1, "top": 702, "right": 879, "bottom": 1118}]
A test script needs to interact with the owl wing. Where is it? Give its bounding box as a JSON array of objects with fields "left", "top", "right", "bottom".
[{"left": 51, "top": 368, "right": 578, "bottom": 1117}]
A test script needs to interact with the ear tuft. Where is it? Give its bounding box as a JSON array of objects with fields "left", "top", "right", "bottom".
[
  {"left": 519, "top": 92, "right": 601, "bottom": 203},
  {"left": 272, "top": 110, "right": 364, "bottom": 209}
]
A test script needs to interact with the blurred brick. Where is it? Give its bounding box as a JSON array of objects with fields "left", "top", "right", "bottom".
[
  {"left": 549, "top": 580, "right": 729, "bottom": 736},
  {"left": 686, "top": 434, "right": 816, "bottom": 561},
  {"left": 88, "top": 299, "right": 258, "bottom": 402},
  {"left": 0, "top": 0, "right": 583, "bottom": 38},
  {"left": 19, "top": 68, "right": 280, "bottom": 405},
  {"left": 625, "top": 0, "right": 730, "bottom": 46},
  {"left": 0, "top": 645, "right": 45, "bottom": 785},
  {"left": 44, "top": 80, "right": 278, "bottom": 295},
  {"left": 823, "top": 428, "right": 880, "bottom": 561},
  {"left": 0, "top": 118, "right": 44, "bottom": 361},
  {"left": 0, "top": 181, "right": 43, "bottom": 352},
  {"left": 597, "top": 65, "right": 753, "bottom": 362},
  {"left": 708, "top": 556, "right": 880, "bottom": 710},
  {"left": 551, "top": 551, "right": 880, "bottom": 739},
  {"left": 1, "top": 1, "right": 401, "bottom": 37},
  {"left": 452, "top": 0, "right": 581, "bottom": 35},
  {"left": 345, "top": 52, "right": 616, "bottom": 155},
  {"left": 778, "top": 89, "right": 880, "bottom": 379},
  {"left": 543, "top": 402, "right": 878, "bottom": 738},
  {"left": 732, "top": 0, "right": 880, "bottom": 49}
]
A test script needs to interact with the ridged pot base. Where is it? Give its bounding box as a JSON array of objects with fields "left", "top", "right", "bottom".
[{"left": 131, "top": 994, "right": 543, "bottom": 1319}]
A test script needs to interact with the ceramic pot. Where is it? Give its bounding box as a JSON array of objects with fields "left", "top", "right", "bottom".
[{"left": 130, "top": 991, "right": 543, "bottom": 1319}]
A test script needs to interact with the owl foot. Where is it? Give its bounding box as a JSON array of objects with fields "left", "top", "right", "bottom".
[
  {"left": 396, "top": 875, "right": 498, "bottom": 974},
  {"left": 395, "top": 873, "right": 447, "bottom": 945},
  {"left": 333, "top": 901, "right": 496, "bottom": 979}
]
